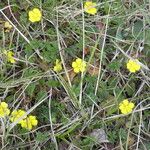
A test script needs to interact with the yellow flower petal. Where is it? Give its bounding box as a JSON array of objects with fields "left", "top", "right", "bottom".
[
  {"left": 122, "top": 99, "right": 129, "bottom": 105},
  {"left": 76, "top": 58, "right": 82, "bottom": 64},
  {"left": 20, "top": 115, "right": 38, "bottom": 130},
  {"left": 6, "top": 109, "right": 10, "bottom": 116},
  {"left": 84, "top": 1, "right": 97, "bottom": 15},
  {"left": 4, "top": 22, "right": 12, "bottom": 28},
  {"left": 10, "top": 109, "right": 26, "bottom": 123},
  {"left": 1, "top": 102, "right": 8, "bottom": 108},
  {"left": 53, "top": 59, "right": 62, "bottom": 72},
  {"left": 119, "top": 99, "right": 135, "bottom": 114},
  {"left": 80, "top": 66, "right": 86, "bottom": 72},
  {"left": 0, "top": 102, "right": 10, "bottom": 118},
  {"left": 129, "top": 68, "right": 136, "bottom": 73},
  {"left": 72, "top": 58, "right": 86, "bottom": 73},
  {"left": 4, "top": 50, "right": 16, "bottom": 64},
  {"left": 126, "top": 59, "right": 141, "bottom": 73},
  {"left": 72, "top": 62, "right": 77, "bottom": 68},
  {"left": 29, "top": 116, "right": 38, "bottom": 126},
  {"left": 74, "top": 67, "right": 80, "bottom": 73},
  {"left": 134, "top": 64, "right": 141, "bottom": 70},
  {"left": 4, "top": 21, "right": 12, "bottom": 32},
  {"left": 28, "top": 8, "right": 42, "bottom": 23},
  {"left": 121, "top": 109, "right": 128, "bottom": 114},
  {"left": 129, "top": 103, "right": 135, "bottom": 109}
]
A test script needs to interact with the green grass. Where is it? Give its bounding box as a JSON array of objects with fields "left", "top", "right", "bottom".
[{"left": 0, "top": 0, "right": 150, "bottom": 149}]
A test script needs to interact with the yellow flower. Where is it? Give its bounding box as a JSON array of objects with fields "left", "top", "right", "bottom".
[
  {"left": 72, "top": 58, "right": 86, "bottom": 73},
  {"left": 4, "top": 21, "right": 12, "bottom": 32},
  {"left": 0, "top": 102, "right": 10, "bottom": 118},
  {"left": 4, "top": 50, "right": 16, "bottom": 64},
  {"left": 84, "top": 1, "right": 97, "bottom": 15},
  {"left": 10, "top": 109, "right": 26, "bottom": 124},
  {"left": 53, "top": 59, "right": 62, "bottom": 72},
  {"left": 127, "top": 59, "right": 141, "bottom": 73},
  {"left": 20, "top": 115, "right": 38, "bottom": 130},
  {"left": 119, "top": 99, "right": 135, "bottom": 114},
  {"left": 28, "top": 8, "right": 42, "bottom": 23}
]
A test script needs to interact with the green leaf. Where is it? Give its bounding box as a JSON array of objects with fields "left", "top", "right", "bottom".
[
  {"left": 41, "top": 42, "right": 58, "bottom": 63},
  {"left": 125, "top": 82, "right": 135, "bottom": 97},
  {"left": 145, "top": 29, "right": 150, "bottom": 45},
  {"left": 108, "top": 61, "right": 121, "bottom": 71},
  {"left": 46, "top": 79, "right": 61, "bottom": 87},
  {"left": 36, "top": 90, "right": 47, "bottom": 101},
  {"left": 23, "top": 68, "right": 40, "bottom": 77},
  {"left": 26, "top": 83, "right": 36, "bottom": 97},
  {"left": 35, "top": 132, "right": 49, "bottom": 143},
  {"left": 132, "top": 20, "right": 143, "bottom": 40}
]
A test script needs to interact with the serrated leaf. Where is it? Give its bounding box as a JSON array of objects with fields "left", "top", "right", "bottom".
[
  {"left": 26, "top": 83, "right": 36, "bottom": 97},
  {"left": 108, "top": 61, "right": 121, "bottom": 71},
  {"left": 36, "top": 132, "right": 49, "bottom": 143},
  {"left": 36, "top": 90, "right": 47, "bottom": 101},
  {"left": 132, "top": 20, "right": 143, "bottom": 40}
]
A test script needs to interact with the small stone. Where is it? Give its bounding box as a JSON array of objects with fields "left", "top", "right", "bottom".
[{"left": 90, "top": 128, "right": 109, "bottom": 143}]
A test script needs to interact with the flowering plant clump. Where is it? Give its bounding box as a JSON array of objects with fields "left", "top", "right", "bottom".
[
  {"left": 84, "top": 1, "right": 97, "bottom": 15},
  {"left": 10, "top": 109, "right": 26, "bottom": 124},
  {"left": 4, "top": 50, "right": 16, "bottom": 64},
  {"left": 20, "top": 115, "right": 38, "bottom": 130},
  {"left": 119, "top": 99, "right": 135, "bottom": 114},
  {"left": 10, "top": 109, "right": 38, "bottom": 130},
  {"left": 0, "top": 100, "right": 38, "bottom": 130},
  {"left": 126, "top": 59, "right": 141, "bottom": 73},
  {"left": 28, "top": 8, "right": 42, "bottom": 23},
  {"left": 53, "top": 59, "right": 62, "bottom": 72},
  {"left": 72, "top": 58, "right": 86, "bottom": 73},
  {"left": 0, "top": 102, "right": 10, "bottom": 118},
  {"left": 4, "top": 21, "right": 12, "bottom": 32}
]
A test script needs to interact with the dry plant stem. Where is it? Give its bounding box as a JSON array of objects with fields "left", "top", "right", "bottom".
[
  {"left": 8, "top": 28, "right": 16, "bottom": 49},
  {"left": 119, "top": 135, "right": 124, "bottom": 150},
  {"left": 135, "top": 106, "right": 142, "bottom": 150},
  {"left": 81, "top": 34, "right": 102, "bottom": 118},
  {"left": 7, "top": 0, "right": 33, "bottom": 39},
  {"left": 95, "top": 5, "right": 111, "bottom": 95},
  {"left": 0, "top": 71, "right": 52, "bottom": 89},
  {"left": 11, "top": 80, "right": 33, "bottom": 110},
  {"left": 81, "top": 104, "right": 115, "bottom": 132},
  {"left": 1, "top": 118, "right": 5, "bottom": 148},
  {"left": 39, "top": 2, "right": 46, "bottom": 42},
  {"left": 48, "top": 88, "right": 58, "bottom": 150},
  {"left": 103, "top": 98, "right": 149, "bottom": 121},
  {"left": 79, "top": 1, "right": 85, "bottom": 107},
  {"left": 0, "top": 5, "right": 14, "bottom": 11},
  {"left": 2, "top": 26, "right": 6, "bottom": 49},
  {"left": 125, "top": 111, "right": 134, "bottom": 150},
  {"left": 112, "top": 40, "right": 150, "bottom": 71},
  {"left": 134, "top": 81, "right": 146, "bottom": 97},
  {"left": 56, "top": 73, "right": 79, "bottom": 108},
  {"left": 7, "top": 134, "right": 24, "bottom": 143},
  {"left": 56, "top": 10, "right": 72, "bottom": 87},
  {"left": 103, "top": 106, "right": 150, "bottom": 121},
  {"left": 0, "top": 10, "right": 30, "bottom": 43},
  {"left": 8, "top": 93, "right": 50, "bottom": 132},
  {"left": 55, "top": 117, "right": 81, "bottom": 136},
  {"left": 0, "top": 9, "right": 43, "bottom": 60}
]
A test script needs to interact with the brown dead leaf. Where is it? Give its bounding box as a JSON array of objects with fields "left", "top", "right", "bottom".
[
  {"left": 88, "top": 65, "right": 99, "bottom": 76},
  {"left": 58, "top": 141, "right": 68, "bottom": 150},
  {"left": 128, "top": 135, "right": 135, "bottom": 147},
  {"left": 63, "top": 69, "right": 76, "bottom": 82},
  {"left": 96, "top": 21, "right": 105, "bottom": 30},
  {"left": 84, "top": 47, "right": 90, "bottom": 55}
]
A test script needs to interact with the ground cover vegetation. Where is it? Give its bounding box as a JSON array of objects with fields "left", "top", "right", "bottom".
[{"left": 0, "top": 0, "right": 150, "bottom": 149}]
